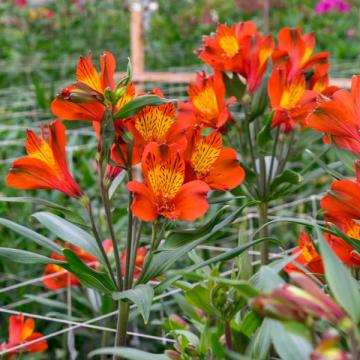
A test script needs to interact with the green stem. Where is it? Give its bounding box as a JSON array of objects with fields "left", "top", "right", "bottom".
[
  {"left": 114, "top": 300, "right": 130, "bottom": 357},
  {"left": 98, "top": 159, "right": 123, "bottom": 290},
  {"left": 267, "top": 126, "right": 280, "bottom": 185},
  {"left": 86, "top": 200, "right": 117, "bottom": 289},
  {"left": 224, "top": 321, "right": 233, "bottom": 350},
  {"left": 259, "top": 202, "right": 269, "bottom": 265}
]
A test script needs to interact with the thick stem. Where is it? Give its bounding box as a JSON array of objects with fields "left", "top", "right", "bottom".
[
  {"left": 114, "top": 301, "right": 130, "bottom": 359},
  {"left": 259, "top": 202, "right": 269, "bottom": 265},
  {"left": 224, "top": 322, "right": 233, "bottom": 350}
]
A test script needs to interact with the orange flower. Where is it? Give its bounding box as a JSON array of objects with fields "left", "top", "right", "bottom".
[
  {"left": 186, "top": 130, "right": 245, "bottom": 191},
  {"left": 121, "top": 247, "right": 147, "bottom": 280},
  {"left": 0, "top": 314, "right": 48, "bottom": 356},
  {"left": 324, "top": 218, "right": 360, "bottom": 267},
  {"left": 268, "top": 68, "right": 316, "bottom": 131},
  {"left": 177, "top": 71, "right": 234, "bottom": 129},
  {"left": 51, "top": 50, "right": 135, "bottom": 123},
  {"left": 197, "top": 22, "right": 274, "bottom": 93},
  {"left": 126, "top": 89, "right": 188, "bottom": 163},
  {"left": 308, "top": 75, "right": 360, "bottom": 155},
  {"left": 321, "top": 162, "right": 360, "bottom": 221},
  {"left": 127, "top": 143, "right": 210, "bottom": 222},
  {"left": 272, "top": 27, "right": 329, "bottom": 82},
  {"left": 284, "top": 231, "right": 324, "bottom": 279},
  {"left": 6, "top": 119, "right": 82, "bottom": 198}
]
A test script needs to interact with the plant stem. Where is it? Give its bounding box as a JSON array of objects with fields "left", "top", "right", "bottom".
[
  {"left": 259, "top": 202, "right": 269, "bottom": 265},
  {"left": 114, "top": 300, "right": 130, "bottom": 351},
  {"left": 267, "top": 126, "right": 280, "bottom": 185},
  {"left": 86, "top": 200, "right": 117, "bottom": 289},
  {"left": 224, "top": 321, "right": 233, "bottom": 350}
]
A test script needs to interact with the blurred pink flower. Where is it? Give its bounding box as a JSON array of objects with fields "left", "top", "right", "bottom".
[
  {"left": 347, "top": 28, "right": 356, "bottom": 37},
  {"left": 12, "top": 0, "right": 26, "bottom": 8},
  {"left": 315, "top": 0, "right": 351, "bottom": 14}
]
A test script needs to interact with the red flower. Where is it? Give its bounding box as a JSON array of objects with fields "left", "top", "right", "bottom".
[
  {"left": 284, "top": 231, "right": 324, "bottom": 279},
  {"left": 126, "top": 89, "right": 188, "bottom": 164},
  {"left": 127, "top": 143, "right": 210, "bottom": 222},
  {"left": 272, "top": 27, "right": 329, "bottom": 83},
  {"left": 268, "top": 68, "right": 316, "bottom": 131},
  {"left": 324, "top": 218, "right": 360, "bottom": 267},
  {"left": 308, "top": 75, "right": 360, "bottom": 155},
  {"left": 177, "top": 71, "right": 235, "bottom": 129},
  {"left": 6, "top": 119, "right": 82, "bottom": 198},
  {"left": 186, "top": 130, "right": 245, "bottom": 190},
  {"left": 121, "top": 247, "right": 147, "bottom": 280},
  {"left": 321, "top": 162, "right": 360, "bottom": 221},
  {"left": 0, "top": 314, "right": 47, "bottom": 356},
  {"left": 197, "top": 22, "right": 274, "bottom": 92}
]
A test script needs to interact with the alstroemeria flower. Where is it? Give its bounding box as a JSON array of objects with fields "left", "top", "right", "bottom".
[
  {"left": 268, "top": 68, "right": 316, "bottom": 131},
  {"left": 284, "top": 231, "right": 324, "bottom": 279},
  {"left": 0, "top": 314, "right": 48, "bottom": 356},
  {"left": 121, "top": 247, "right": 147, "bottom": 280},
  {"left": 197, "top": 22, "right": 274, "bottom": 93},
  {"left": 126, "top": 89, "right": 188, "bottom": 163},
  {"left": 6, "top": 119, "right": 82, "bottom": 198},
  {"left": 324, "top": 218, "right": 360, "bottom": 267},
  {"left": 127, "top": 143, "right": 210, "bottom": 222},
  {"left": 311, "top": 330, "right": 350, "bottom": 360},
  {"left": 272, "top": 27, "right": 329, "bottom": 83},
  {"left": 51, "top": 51, "right": 135, "bottom": 123},
  {"left": 321, "top": 162, "right": 360, "bottom": 220},
  {"left": 308, "top": 75, "right": 360, "bottom": 155},
  {"left": 177, "top": 71, "right": 235, "bottom": 129},
  {"left": 252, "top": 273, "right": 347, "bottom": 325},
  {"left": 186, "top": 130, "right": 245, "bottom": 191}
]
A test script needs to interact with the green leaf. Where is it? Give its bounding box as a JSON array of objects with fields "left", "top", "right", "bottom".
[
  {"left": 112, "top": 285, "right": 154, "bottom": 324},
  {"left": 114, "top": 95, "right": 176, "bottom": 119},
  {"left": 269, "top": 169, "right": 302, "bottom": 193},
  {"left": 25, "top": 295, "right": 68, "bottom": 310},
  {"left": 184, "top": 285, "right": 215, "bottom": 315},
  {"left": 0, "top": 217, "right": 61, "bottom": 254},
  {"left": 208, "top": 278, "right": 260, "bottom": 299},
  {"left": 256, "top": 114, "right": 273, "bottom": 149},
  {"left": 222, "top": 72, "right": 246, "bottom": 100},
  {"left": 269, "top": 319, "right": 313, "bottom": 360},
  {"left": 62, "top": 249, "right": 115, "bottom": 293},
  {"left": 139, "top": 202, "right": 258, "bottom": 283},
  {"left": 250, "top": 78, "right": 269, "bottom": 120},
  {"left": 33, "top": 212, "right": 104, "bottom": 264},
  {"left": 109, "top": 171, "right": 126, "bottom": 199},
  {"left": 250, "top": 265, "right": 285, "bottom": 292},
  {"left": 0, "top": 196, "right": 69, "bottom": 212},
  {"left": 0, "top": 247, "right": 64, "bottom": 264},
  {"left": 161, "top": 207, "right": 229, "bottom": 250},
  {"left": 317, "top": 227, "right": 360, "bottom": 322},
  {"left": 249, "top": 318, "right": 272, "bottom": 360},
  {"left": 239, "top": 311, "right": 262, "bottom": 338},
  {"left": 88, "top": 347, "right": 168, "bottom": 360}
]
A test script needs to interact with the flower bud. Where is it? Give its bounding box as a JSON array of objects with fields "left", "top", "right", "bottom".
[{"left": 164, "top": 350, "right": 181, "bottom": 360}]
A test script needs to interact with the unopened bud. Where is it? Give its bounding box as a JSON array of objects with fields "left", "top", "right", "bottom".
[{"left": 164, "top": 350, "right": 181, "bottom": 360}]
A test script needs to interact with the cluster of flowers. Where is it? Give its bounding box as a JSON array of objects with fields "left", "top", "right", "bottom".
[
  {"left": 6, "top": 50, "right": 245, "bottom": 222},
  {"left": 314, "top": 0, "right": 351, "bottom": 15}
]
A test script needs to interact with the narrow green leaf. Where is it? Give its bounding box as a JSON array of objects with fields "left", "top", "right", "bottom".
[
  {"left": 269, "top": 169, "right": 302, "bottom": 193},
  {"left": 0, "top": 217, "right": 61, "bottom": 254},
  {"left": 62, "top": 249, "right": 115, "bottom": 293},
  {"left": 269, "top": 320, "right": 313, "bottom": 360},
  {"left": 317, "top": 227, "right": 360, "bottom": 322},
  {"left": 250, "top": 265, "right": 285, "bottom": 292},
  {"left": 184, "top": 285, "right": 215, "bottom": 316},
  {"left": 25, "top": 295, "right": 68, "bottom": 310},
  {"left": 114, "top": 95, "right": 176, "bottom": 119},
  {"left": 0, "top": 247, "right": 64, "bottom": 265},
  {"left": 33, "top": 212, "right": 104, "bottom": 264},
  {"left": 239, "top": 311, "right": 263, "bottom": 338},
  {"left": 162, "top": 207, "right": 229, "bottom": 250},
  {"left": 109, "top": 171, "right": 126, "bottom": 199},
  {"left": 256, "top": 114, "right": 273, "bottom": 149},
  {"left": 112, "top": 285, "right": 154, "bottom": 324},
  {"left": 138, "top": 202, "right": 258, "bottom": 284},
  {"left": 0, "top": 196, "right": 69, "bottom": 212},
  {"left": 88, "top": 347, "right": 168, "bottom": 360},
  {"left": 249, "top": 318, "right": 272, "bottom": 360}
]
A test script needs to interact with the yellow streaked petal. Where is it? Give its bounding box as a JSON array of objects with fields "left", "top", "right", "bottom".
[{"left": 219, "top": 35, "right": 239, "bottom": 58}]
